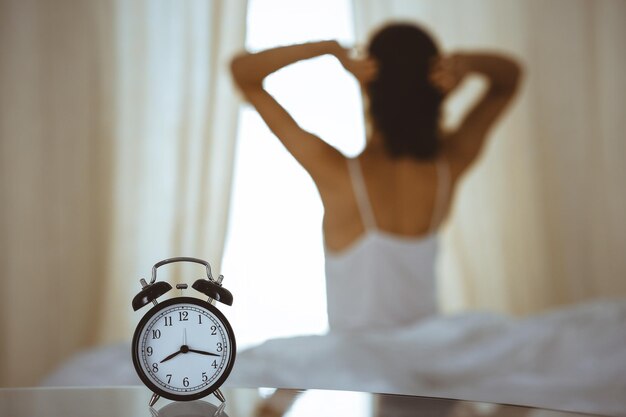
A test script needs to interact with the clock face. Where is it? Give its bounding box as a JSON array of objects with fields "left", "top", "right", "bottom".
[{"left": 132, "top": 297, "right": 236, "bottom": 401}]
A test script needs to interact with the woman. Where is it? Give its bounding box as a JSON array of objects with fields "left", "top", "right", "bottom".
[{"left": 231, "top": 23, "right": 522, "bottom": 333}]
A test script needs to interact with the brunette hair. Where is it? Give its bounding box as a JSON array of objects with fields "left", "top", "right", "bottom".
[{"left": 366, "top": 22, "right": 443, "bottom": 159}]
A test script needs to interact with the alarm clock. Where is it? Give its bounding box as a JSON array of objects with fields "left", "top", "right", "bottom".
[{"left": 131, "top": 257, "right": 236, "bottom": 407}]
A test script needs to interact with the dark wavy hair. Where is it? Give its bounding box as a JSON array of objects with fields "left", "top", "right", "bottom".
[{"left": 366, "top": 22, "right": 443, "bottom": 159}]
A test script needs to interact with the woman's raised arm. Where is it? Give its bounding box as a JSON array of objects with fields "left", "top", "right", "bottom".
[
  {"left": 230, "top": 42, "right": 349, "bottom": 183},
  {"left": 438, "top": 52, "right": 523, "bottom": 176},
  {"left": 231, "top": 41, "right": 344, "bottom": 87}
]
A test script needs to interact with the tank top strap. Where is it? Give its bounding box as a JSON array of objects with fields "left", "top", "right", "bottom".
[
  {"left": 429, "top": 157, "right": 451, "bottom": 232},
  {"left": 348, "top": 158, "right": 377, "bottom": 230}
]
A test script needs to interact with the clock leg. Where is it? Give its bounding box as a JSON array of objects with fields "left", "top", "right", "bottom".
[
  {"left": 149, "top": 392, "right": 160, "bottom": 407},
  {"left": 214, "top": 388, "right": 226, "bottom": 403}
]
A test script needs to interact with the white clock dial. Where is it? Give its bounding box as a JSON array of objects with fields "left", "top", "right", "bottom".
[{"left": 132, "top": 297, "right": 235, "bottom": 400}]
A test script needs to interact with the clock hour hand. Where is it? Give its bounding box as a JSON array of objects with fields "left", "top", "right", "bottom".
[
  {"left": 188, "top": 348, "right": 220, "bottom": 357},
  {"left": 160, "top": 329, "right": 189, "bottom": 364},
  {"left": 160, "top": 348, "right": 183, "bottom": 363}
]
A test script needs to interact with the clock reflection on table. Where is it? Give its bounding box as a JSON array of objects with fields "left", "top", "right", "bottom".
[{"left": 0, "top": 386, "right": 604, "bottom": 417}]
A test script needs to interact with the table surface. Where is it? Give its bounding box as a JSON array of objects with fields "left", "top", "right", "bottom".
[{"left": 0, "top": 386, "right": 604, "bottom": 417}]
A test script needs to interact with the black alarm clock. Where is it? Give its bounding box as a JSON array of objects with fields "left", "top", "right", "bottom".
[{"left": 131, "top": 257, "right": 236, "bottom": 406}]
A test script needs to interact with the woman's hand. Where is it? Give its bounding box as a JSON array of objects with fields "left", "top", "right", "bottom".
[
  {"left": 429, "top": 54, "right": 469, "bottom": 96},
  {"left": 332, "top": 43, "right": 378, "bottom": 85}
]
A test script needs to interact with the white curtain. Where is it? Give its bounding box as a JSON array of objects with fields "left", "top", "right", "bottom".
[
  {"left": 98, "top": 0, "right": 247, "bottom": 343},
  {"left": 0, "top": 0, "right": 247, "bottom": 387},
  {"left": 352, "top": 0, "right": 626, "bottom": 315}
]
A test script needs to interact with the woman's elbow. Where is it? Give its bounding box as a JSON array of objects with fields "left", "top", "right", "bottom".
[
  {"left": 229, "top": 54, "right": 247, "bottom": 85},
  {"left": 506, "top": 56, "right": 524, "bottom": 91},
  {"left": 493, "top": 58, "right": 524, "bottom": 96},
  {"left": 230, "top": 53, "right": 261, "bottom": 89}
]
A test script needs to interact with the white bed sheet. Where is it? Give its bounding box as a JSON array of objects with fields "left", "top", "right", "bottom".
[{"left": 42, "top": 299, "right": 626, "bottom": 416}]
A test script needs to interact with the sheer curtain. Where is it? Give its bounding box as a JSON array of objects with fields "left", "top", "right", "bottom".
[
  {"left": 352, "top": 0, "right": 626, "bottom": 314},
  {"left": 98, "top": 0, "right": 247, "bottom": 343},
  {"left": 0, "top": 0, "right": 246, "bottom": 387}
]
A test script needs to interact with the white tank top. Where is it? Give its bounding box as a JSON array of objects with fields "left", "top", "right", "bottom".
[{"left": 324, "top": 157, "right": 451, "bottom": 332}]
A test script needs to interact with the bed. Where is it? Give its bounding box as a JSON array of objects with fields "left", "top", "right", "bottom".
[{"left": 42, "top": 299, "right": 626, "bottom": 416}]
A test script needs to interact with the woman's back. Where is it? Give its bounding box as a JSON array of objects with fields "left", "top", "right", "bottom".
[
  {"left": 321, "top": 146, "right": 453, "bottom": 252},
  {"left": 323, "top": 150, "right": 451, "bottom": 331}
]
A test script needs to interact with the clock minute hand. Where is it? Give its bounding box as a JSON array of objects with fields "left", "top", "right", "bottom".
[{"left": 188, "top": 348, "right": 220, "bottom": 357}]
